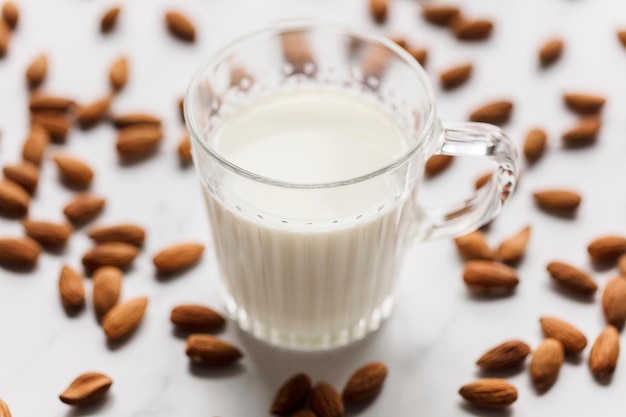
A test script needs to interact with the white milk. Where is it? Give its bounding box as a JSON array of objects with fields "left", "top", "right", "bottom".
[{"left": 203, "top": 88, "right": 418, "bottom": 348}]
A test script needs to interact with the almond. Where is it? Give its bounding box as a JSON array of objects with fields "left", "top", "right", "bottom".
[
  {"left": 589, "top": 325, "right": 619, "bottom": 379},
  {"left": 588, "top": 235, "right": 626, "bottom": 263},
  {"left": 22, "top": 126, "right": 50, "bottom": 165},
  {"left": 76, "top": 95, "right": 112, "bottom": 129},
  {"left": 563, "top": 93, "right": 605, "bottom": 115},
  {"left": 3, "top": 161, "right": 39, "bottom": 194},
  {"left": 538, "top": 38, "right": 564, "bottom": 67},
  {"left": 311, "top": 382, "right": 344, "bottom": 417},
  {"left": 26, "top": 53, "right": 48, "bottom": 88},
  {"left": 440, "top": 63, "right": 473, "bottom": 90},
  {"left": 53, "top": 154, "right": 94, "bottom": 188},
  {"left": 93, "top": 266, "right": 122, "bottom": 319},
  {"left": 454, "top": 230, "right": 495, "bottom": 260},
  {"left": 469, "top": 100, "right": 513, "bottom": 125},
  {"left": 22, "top": 219, "right": 73, "bottom": 247},
  {"left": 0, "top": 399, "right": 11, "bottom": 417},
  {"left": 293, "top": 411, "right": 316, "bottom": 417},
  {"left": 170, "top": 304, "right": 225, "bottom": 332},
  {"left": 389, "top": 36, "right": 408, "bottom": 50},
  {"left": 0, "top": 179, "right": 29, "bottom": 217},
  {"left": 463, "top": 260, "right": 519, "bottom": 293},
  {"left": 547, "top": 261, "right": 597, "bottom": 295},
  {"left": 497, "top": 226, "right": 531, "bottom": 263},
  {"left": 31, "top": 110, "right": 70, "bottom": 142},
  {"left": 409, "top": 47, "right": 428, "bottom": 66},
  {"left": 619, "top": 254, "right": 626, "bottom": 276},
  {"left": 619, "top": 30, "right": 626, "bottom": 48},
  {"left": 421, "top": 5, "right": 460, "bottom": 26},
  {"left": 523, "top": 128, "right": 547, "bottom": 162},
  {"left": 0, "top": 237, "right": 41, "bottom": 269},
  {"left": 178, "top": 133, "right": 192, "bottom": 165},
  {"left": 109, "top": 56, "right": 128, "bottom": 92},
  {"left": 530, "top": 338, "right": 564, "bottom": 390},
  {"left": 178, "top": 97, "right": 184, "bottom": 121},
  {"left": 88, "top": 223, "right": 145, "bottom": 246},
  {"left": 452, "top": 18, "right": 494, "bottom": 41},
  {"left": 602, "top": 277, "right": 626, "bottom": 328},
  {"left": 59, "top": 372, "right": 112, "bottom": 406},
  {"left": 540, "top": 316, "right": 587, "bottom": 353},
  {"left": 533, "top": 189, "right": 581, "bottom": 213},
  {"left": 63, "top": 194, "right": 105, "bottom": 224},
  {"left": 59, "top": 265, "right": 85, "bottom": 311},
  {"left": 281, "top": 32, "right": 313, "bottom": 72},
  {"left": 270, "top": 373, "right": 312, "bottom": 414},
  {"left": 1, "top": 2, "right": 18, "bottom": 29},
  {"left": 474, "top": 171, "right": 492, "bottom": 190},
  {"left": 165, "top": 11, "right": 196, "bottom": 42},
  {"left": 100, "top": 6, "right": 120, "bottom": 34},
  {"left": 342, "top": 362, "right": 388, "bottom": 403},
  {"left": 369, "top": 0, "right": 388, "bottom": 24},
  {"left": 102, "top": 297, "right": 148, "bottom": 340},
  {"left": 116, "top": 125, "right": 163, "bottom": 160},
  {"left": 459, "top": 379, "right": 517, "bottom": 409},
  {"left": 29, "top": 95, "right": 75, "bottom": 113},
  {"left": 476, "top": 340, "right": 531, "bottom": 371},
  {"left": 185, "top": 334, "right": 243, "bottom": 366},
  {"left": 0, "top": 18, "right": 9, "bottom": 54},
  {"left": 153, "top": 242, "right": 204, "bottom": 273},
  {"left": 82, "top": 242, "right": 139, "bottom": 271},
  {"left": 112, "top": 113, "right": 161, "bottom": 129},
  {"left": 425, "top": 154, "right": 453, "bottom": 177},
  {"left": 562, "top": 116, "right": 601, "bottom": 148}
]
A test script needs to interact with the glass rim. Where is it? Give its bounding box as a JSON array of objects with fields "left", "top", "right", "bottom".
[{"left": 184, "top": 20, "right": 436, "bottom": 189}]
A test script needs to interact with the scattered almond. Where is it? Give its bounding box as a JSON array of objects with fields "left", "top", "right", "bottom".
[
  {"left": 470, "top": 100, "right": 513, "bottom": 125},
  {"left": 29, "top": 95, "right": 75, "bottom": 113},
  {"left": 170, "top": 304, "right": 225, "bottom": 333},
  {"left": 76, "top": 95, "right": 112, "bottom": 129},
  {"left": 0, "top": 20, "right": 9, "bottom": 57},
  {"left": 463, "top": 260, "right": 519, "bottom": 293},
  {"left": 112, "top": 113, "right": 161, "bottom": 129},
  {"left": 619, "top": 30, "right": 626, "bottom": 48},
  {"left": 619, "top": 254, "right": 626, "bottom": 276},
  {"left": 589, "top": 325, "right": 619, "bottom": 379},
  {"left": 3, "top": 161, "right": 39, "bottom": 194},
  {"left": 178, "top": 133, "right": 192, "bottom": 165},
  {"left": 540, "top": 316, "right": 587, "bottom": 353},
  {"left": 389, "top": 36, "right": 407, "bottom": 50},
  {"left": 538, "top": 38, "right": 564, "bottom": 67},
  {"left": 293, "top": 411, "right": 316, "bottom": 417},
  {"left": 342, "top": 362, "right": 388, "bottom": 403},
  {"left": 476, "top": 340, "right": 531, "bottom": 371},
  {"left": 0, "top": 237, "right": 41, "bottom": 269},
  {"left": 109, "top": 56, "right": 128, "bottom": 92},
  {"left": 185, "top": 334, "right": 243, "bottom": 366},
  {"left": 425, "top": 154, "right": 454, "bottom": 176},
  {"left": 311, "top": 382, "right": 344, "bottom": 417},
  {"left": 523, "top": 128, "right": 547, "bottom": 162},
  {"left": 421, "top": 5, "right": 460, "bottom": 26},
  {"left": 31, "top": 110, "right": 70, "bottom": 142},
  {"left": 530, "top": 338, "right": 564, "bottom": 390},
  {"left": 100, "top": 6, "right": 120, "bottom": 34},
  {"left": 459, "top": 379, "right": 517, "bottom": 409},
  {"left": 0, "top": 179, "right": 29, "bottom": 217},
  {"left": 153, "top": 242, "right": 204, "bottom": 273},
  {"left": 533, "top": 189, "right": 581, "bottom": 213},
  {"left": 270, "top": 373, "right": 312, "bottom": 414},
  {"left": 178, "top": 97, "right": 184, "bottom": 121},
  {"left": 116, "top": 125, "right": 163, "bottom": 160},
  {"left": 1, "top": 2, "right": 17, "bottom": 29},
  {"left": 82, "top": 242, "right": 139, "bottom": 271},
  {"left": 562, "top": 116, "right": 601, "bottom": 148},
  {"left": 475, "top": 171, "right": 492, "bottom": 190},
  {"left": 93, "top": 266, "right": 122, "bottom": 320},
  {"left": 165, "top": 11, "right": 196, "bottom": 42},
  {"left": 22, "top": 126, "right": 50, "bottom": 165},
  {"left": 602, "top": 277, "right": 626, "bottom": 328},
  {"left": 440, "top": 63, "right": 473, "bottom": 90},
  {"left": 588, "top": 235, "right": 626, "bottom": 263},
  {"left": 22, "top": 219, "right": 73, "bottom": 247},
  {"left": 0, "top": 399, "right": 11, "bottom": 417},
  {"left": 59, "top": 265, "right": 85, "bottom": 311},
  {"left": 369, "top": 0, "right": 388, "bottom": 24},
  {"left": 59, "top": 372, "right": 112, "bottom": 406},
  {"left": 563, "top": 93, "right": 605, "bottom": 115},
  {"left": 497, "top": 226, "right": 531, "bottom": 263},
  {"left": 409, "top": 47, "right": 428, "bottom": 66},
  {"left": 454, "top": 230, "right": 495, "bottom": 261},
  {"left": 26, "top": 53, "right": 48, "bottom": 88},
  {"left": 102, "top": 297, "right": 148, "bottom": 340},
  {"left": 53, "top": 154, "right": 94, "bottom": 188},
  {"left": 547, "top": 261, "right": 597, "bottom": 295},
  {"left": 63, "top": 194, "right": 105, "bottom": 224},
  {"left": 281, "top": 32, "right": 313, "bottom": 72},
  {"left": 452, "top": 18, "right": 494, "bottom": 41},
  {"left": 88, "top": 223, "right": 145, "bottom": 246}
]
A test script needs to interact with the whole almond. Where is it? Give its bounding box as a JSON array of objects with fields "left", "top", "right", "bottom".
[
  {"left": 170, "top": 304, "right": 225, "bottom": 332},
  {"left": 0, "top": 179, "right": 29, "bottom": 217},
  {"left": 369, "top": 0, "right": 388, "bottom": 24},
  {"left": 538, "top": 38, "right": 564, "bottom": 67},
  {"left": 93, "top": 266, "right": 122, "bottom": 319},
  {"left": 409, "top": 47, "right": 428, "bottom": 66},
  {"left": 88, "top": 223, "right": 145, "bottom": 246},
  {"left": 470, "top": 100, "right": 513, "bottom": 125},
  {"left": 619, "top": 30, "right": 626, "bottom": 48},
  {"left": 100, "top": 6, "right": 120, "bottom": 33},
  {"left": 0, "top": 20, "right": 9, "bottom": 57},
  {"left": 425, "top": 154, "right": 453, "bottom": 177},
  {"left": 589, "top": 325, "right": 619, "bottom": 379},
  {"left": 523, "top": 128, "right": 547, "bottom": 162},
  {"left": 116, "top": 125, "right": 163, "bottom": 160},
  {"left": 26, "top": 53, "right": 48, "bottom": 88},
  {"left": 547, "top": 261, "right": 597, "bottom": 295},
  {"left": 53, "top": 155, "right": 94, "bottom": 188},
  {"left": 153, "top": 242, "right": 204, "bottom": 273},
  {"left": 459, "top": 379, "right": 517, "bottom": 409},
  {"left": 497, "top": 226, "right": 531, "bottom": 263},
  {"left": 3, "top": 161, "right": 39, "bottom": 194},
  {"left": 540, "top": 316, "right": 587, "bottom": 353},
  {"left": 0, "top": 237, "right": 41, "bottom": 268},
  {"left": 31, "top": 110, "right": 70, "bottom": 142},
  {"left": 112, "top": 113, "right": 161, "bottom": 129},
  {"left": 29, "top": 95, "right": 75, "bottom": 113},
  {"left": 22, "top": 126, "right": 50, "bottom": 165},
  {"left": 311, "top": 382, "right": 344, "bottom": 417},
  {"left": 185, "top": 334, "right": 243, "bottom": 366},
  {"left": 82, "top": 242, "right": 139, "bottom": 271},
  {"left": 59, "top": 265, "right": 85, "bottom": 311},
  {"left": 63, "top": 194, "right": 105, "bottom": 224},
  {"left": 22, "top": 219, "right": 73, "bottom": 247},
  {"left": 452, "top": 19, "right": 494, "bottom": 41},
  {"left": 463, "top": 260, "right": 519, "bottom": 293},
  {"left": 440, "top": 63, "right": 473, "bottom": 90},
  {"left": 477, "top": 340, "right": 531, "bottom": 371},
  {"left": 1, "top": 2, "right": 18, "bottom": 29},
  {"left": 533, "top": 189, "right": 581, "bottom": 213},
  {"left": 109, "top": 56, "right": 128, "bottom": 91},
  {"left": 270, "top": 373, "right": 312, "bottom": 414},
  {"left": 102, "top": 297, "right": 148, "bottom": 340},
  {"left": 454, "top": 230, "right": 495, "bottom": 261},
  {"left": 619, "top": 254, "right": 626, "bottom": 276},
  {"left": 475, "top": 171, "right": 492, "bottom": 190},
  {"left": 588, "top": 235, "right": 626, "bottom": 263},
  {"left": 0, "top": 399, "right": 11, "bottom": 417},
  {"left": 178, "top": 134, "right": 192, "bottom": 165},
  {"left": 602, "top": 277, "right": 626, "bottom": 328},
  {"left": 564, "top": 93, "right": 605, "bottom": 115},
  {"left": 530, "top": 338, "right": 564, "bottom": 390},
  {"left": 421, "top": 5, "right": 460, "bottom": 26},
  {"left": 165, "top": 11, "right": 196, "bottom": 42},
  {"left": 59, "top": 372, "right": 112, "bottom": 406},
  {"left": 76, "top": 96, "right": 112, "bottom": 129},
  {"left": 562, "top": 116, "right": 601, "bottom": 147},
  {"left": 342, "top": 362, "right": 388, "bottom": 403}
]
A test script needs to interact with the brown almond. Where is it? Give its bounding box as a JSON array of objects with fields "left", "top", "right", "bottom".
[
  {"left": 116, "top": 125, "right": 163, "bottom": 160},
  {"left": 53, "top": 154, "right": 94, "bottom": 188},
  {"left": 0, "top": 237, "right": 41, "bottom": 269},
  {"left": 112, "top": 113, "right": 161, "bottom": 129},
  {"left": 101, "top": 6, "right": 120, "bottom": 34},
  {"left": 0, "top": 399, "right": 11, "bottom": 417},
  {"left": 588, "top": 235, "right": 626, "bottom": 263},
  {"left": 93, "top": 266, "right": 122, "bottom": 319},
  {"left": 165, "top": 11, "right": 196, "bottom": 42},
  {"left": 76, "top": 96, "right": 112, "bottom": 129},
  {"left": 459, "top": 379, "right": 517, "bottom": 409},
  {"left": 469, "top": 100, "right": 513, "bottom": 125},
  {"left": 463, "top": 260, "right": 519, "bottom": 293},
  {"left": 29, "top": 95, "right": 75, "bottom": 113},
  {"left": 389, "top": 36, "right": 408, "bottom": 50},
  {"left": 425, "top": 154, "right": 453, "bottom": 177},
  {"left": 59, "top": 265, "right": 85, "bottom": 311},
  {"left": 22, "top": 126, "right": 50, "bottom": 165},
  {"left": 22, "top": 219, "right": 73, "bottom": 247},
  {"left": 171, "top": 304, "right": 225, "bottom": 333},
  {"left": 293, "top": 411, "right": 317, "bottom": 417},
  {"left": 619, "top": 254, "right": 626, "bottom": 276},
  {"left": 589, "top": 325, "right": 620, "bottom": 379},
  {"left": 533, "top": 189, "right": 581, "bottom": 213},
  {"left": 109, "top": 56, "right": 128, "bottom": 91},
  {"left": 452, "top": 18, "right": 494, "bottom": 41},
  {"left": 270, "top": 373, "right": 312, "bottom": 414},
  {"left": 102, "top": 297, "right": 148, "bottom": 340},
  {"left": 540, "top": 316, "right": 587, "bottom": 353},
  {"left": 31, "top": 110, "right": 70, "bottom": 142},
  {"left": 562, "top": 116, "right": 601, "bottom": 148},
  {"left": 602, "top": 277, "right": 626, "bottom": 328},
  {"left": 63, "top": 194, "right": 105, "bottom": 224},
  {"left": 440, "top": 63, "right": 473, "bottom": 90},
  {"left": 530, "top": 338, "right": 564, "bottom": 390},
  {"left": 421, "top": 5, "right": 460, "bottom": 26},
  {"left": 0, "top": 179, "right": 29, "bottom": 217},
  {"left": 153, "top": 242, "right": 204, "bottom": 273},
  {"left": 547, "top": 261, "right": 597, "bottom": 295},
  {"left": 454, "top": 230, "right": 495, "bottom": 261},
  {"left": 523, "top": 128, "right": 547, "bottom": 162},
  {"left": 178, "top": 97, "right": 184, "bottom": 121},
  {"left": 311, "top": 382, "right": 344, "bottom": 417},
  {"left": 475, "top": 171, "right": 492, "bottom": 190},
  {"left": 476, "top": 340, "right": 531, "bottom": 371},
  {"left": 82, "top": 242, "right": 139, "bottom": 271},
  {"left": 619, "top": 30, "right": 626, "bottom": 48},
  {"left": 538, "top": 38, "right": 564, "bottom": 67},
  {"left": 1, "top": 2, "right": 18, "bottom": 29},
  {"left": 342, "top": 362, "right": 388, "bottom": 403},
  {"left": 497, "top": 226, "right": 531, "bottom": 263},
  {"left": 563, "top": 93, "right": 605, "bottom": 115},
  {"left": 280, "top": 32, "right": 313, "bottom": 72},
  {"left": 178, "top": 134, "right": 192, "bottom": 165},
  {"left": 0, "top": 20, "right": 9, "bottom": 57},
  {"left": 88, "top": 223, "right": 145, "bottom": 246},
  {"left": 185, "top": 334, "right": 243, "bottom": 366},
  {"left": 59, "top": 372, "right": 112, "bottom": 406},
  {"left": 3, "top": 161, "right": 39, "bottom": 194},
  {"left": 369, "top": 0, "right": 388, "bottom": 24},
  {"left": 26, "top": 53, "right": 48, "bottom": 88},
  {"left": 409, "top": 47, "right": 428, "bottom": 67}
]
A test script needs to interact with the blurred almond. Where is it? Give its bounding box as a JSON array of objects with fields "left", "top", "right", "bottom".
[
  {"left": 476, "top": 340, "right": 531, "bottom": 371},
  {"left": 22, "top": 219, "right": 73, "bottom": 247},
  {"left": 538, "top": 38, "right": 564, "bottom": 67},
  {"left": 369, "top": 0, "right": 388, "bottom": 23},
  {"left": 454, "top": 230, "right": 495, "bottom": 260},
  {"left": 76, "top": 96, "right": 112, "bottom": 129},
  {"left": 270, "top": 373, "right": 312, "bottom": 414},
  {"left": 88, "top": 223, "right": 145, "bottom": 246},
  {"left": 589, "top": 325, "right": 620, "bottom": 379},
  {"left": 31, "top": 110, "right": 70, "bottom": 142},
  {"left": 0, "top": 237, "right": 41, "bottom": 269},
  {"left": 425, "top": 154, "right": 454, "bottom": 176},
  {"left": 0, "top": 20, "right": 9, "bottom": 57},
  {"left": 112, "top": 113, "right": 161, "bottom": 129},
  {"left": 116, "top": 125, "right": 163, "bottom": 160},
  {"left": 497, "top": 226, "right": 531, "bottom": 263},
  {"left": 440, "top": 63, "right": 473, "bottom": 90},
  {"left": 293, "top": 411, "right": 316, "bottom": 417},
  {"left": 619, "top": 30, "right": 626, "bottom": 48},
  {"left": 452, "top": 18, "right": 494, "bottom": 41},
  {"left": 170, "top": 304, "right": 225, "bottom": 332},
  {"left": 59, "top": 265, "right": 85, "bottom": 311},
  {"left": 459, "top": 379, "right": 517, "bottom": 409},
  {"left": 547, "top": 261, "right": 597, "bottom": 295},
  {"left": 165, "top": 11, "right": 196, "bottom": 42},
  {"left": 342, "top": 362, "right": 388, "bottom": 403},
  {"left": 185, "top": 334, "right": 243, "bottom": 366},
  {"left": 0, "top": 179, "right": 29, "bottom": 217},
  {"left": 311, "top": 382, "right": 344, "bottom": 417},
  {"left": 463, "top": 260, "right": 518, "bottom": 293},
  {"left": 409, "top": 47, "right": 428, "bottom": 66},
  {"left": 109, "top": 56, "right": 128, "bottom": 91},
  {"left": 602, "top": 277, "right": 626, "bottom": 328},
  {"left": 470, "top": 100, "right": 513, "bottom": 125},
  {"left": 588, "top": 235, "right": 626, "bottom": 263},
  {"left": 563, "top": 93, "right": 605, "bottom": 115},
  {"left": 530, "top": 338, "right": 564, "bottom": 390},
  {"left": 53, "top": 154, "right": 94, "bottom": 188},
  {"left": 1, "top": 2, "right": 18, "bottom": 29},
  {"left": 153, "top": 242, "right": 204, "bottom": 273},
  {"left": 102, "top": 297, "right": 148, "bottom": 340},
  {"left": 619, "top": 254, "right": 626, "bottom": 276},
  {"left": 178, "top": 134, "right": 192, "bottom": 165},
  {"left": 533, "top": 189, "right": 581, "bottom": 213},
  {"left": 26, "top": 53, "right": 48, "bottom": 88},
  {"left": 540, "top": 316, "right": 587, "bottom": 353},
  {"left": 475, "top": 171, "right": 492, "bottom": 190},
  {"left": 63, "top": 194, "right": 105, "bottom": 224},
  {"left": 421, "top": 5, "right": 460, "bottom": 26},
  {"left": 523, "top": 128, "right": 547, "bottom": 162},
  {"left": 82, "top": 242, "right": 139, "bottom": 271},
  {"left": 93, "top": 266, "right": 122, "bottom": 319},
  {"left": 0, "top": 399, "right": 11, "bottom": 417},
  {"left": 22, "top": 126, "right": 50, "bottom": 165},
  {"left": 100, "top": 6, "right": 120, "bottom": 34},
  {"left": 562, "top": 116, "right": 601, "bottom": 148},
  {"left": 3, "top": 161, "right": 39, "bottom": 194},
  {"left": 59, "top": 372, "right": 112, "bottom": 406},
  {"left": 29, "top": 95, "right": 75, "bottom": 112}
]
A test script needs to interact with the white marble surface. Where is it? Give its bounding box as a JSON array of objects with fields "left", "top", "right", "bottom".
[{"left": 1, "top": 0, "right": 626, "bottom": 415}]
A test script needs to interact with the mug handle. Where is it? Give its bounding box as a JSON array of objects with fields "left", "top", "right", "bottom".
[{"left": 415, "top": 121, "right": 520, "bottom": 241}]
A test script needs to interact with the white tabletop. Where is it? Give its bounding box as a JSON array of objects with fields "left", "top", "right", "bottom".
[{"left": 1, "top": 0, "right": 626, "bottom": 415}]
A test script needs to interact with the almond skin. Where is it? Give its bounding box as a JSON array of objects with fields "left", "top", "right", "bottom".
[
  {"left": 497, "top": 226, "right": 531, "bottom": 263},
  {"left": 102, "top": 297, "right": 148, "bottom": 340},
  {"left": 454, "top": 230, "right": 495, "bottom": 261},
  {"left": 589, "top": 325, "right": 620, "bottom": 379},
  {"left": 59, "top": 372, "right": 112, "bottom": 406},
  {"left": 88, "top": 223, "right": 145, "bottom": 246},
  {"left": 0, "top": 399, "right": 11, "bottom": 417},
  {"left": 602, "top": 277, "right": 626, "bottom": 328},
  {"left": 2, "top": 2, "right": 18, "bottom": 29},
  {"left": 619, "top": 30, "right": 626, "bottom": 48},
  {"left": 82, "top": 242, "right": 139, "bottom": 271},
  {"left": 540, "top": 316, "right": 587, "bottom": 353},
  {"left": 270, "top": 373, "right": 312, "bottom": 414},
  {"left": 409, "top": 47, "right": 428, "bottom": 67},
  {"left": 311, "top": 382, "right": 344, "bottom": 417},
  {"left": 93, "top": 266, "right": 122, "bottom": 320},
  {"left": 76, "top": 96, "right": 112, "bottom": 129},
  {"left": 562, "top": 116, "right": 601, "bottom": 148},
  {"left": 547, "top": 261, "right": 597, "bottom": 295},
  {"left": 0, "top": 20, "right": 9, "bottom": 57},
  {"left": 563, "top": 93, "right": 605, "bottom": 115},
  {"left": 588, "top": 235, "right": 626, "bottom": 263},
  {"left": 476, "top": 340, "right": 531, "bottom": 371},
  {"left": 101, "top": 6, "right": 120, "bottom": 33},
  {"left": 463, "top": 260, "right": 519, "bottom": 293},
  {"left": 3, "top": 161, "right": 39, "bottom": 194},
  {"left": 469, "top": 100, "right": 513, "bottom": 125},
  {"left": 530, "top": 338, "right": 564, "bottom": 390},
  {"left": 165, "top": 11, "right": 196, "bottom": 42},
  {"left": 112, "top": 113, "right": 161, "bottom": 129},
  {"left": 475, "top": 171, "right": 492, "bottom": 190},
  {"left": 440, "top": 63, "right": 473, "bottom": 90},
  {"left": 53, "top": 154, "right": 94, "bottom": 188},
  {"left": 31, "top": 110, "right": 70, "bottom": 142},
  {"left": 425, "top": 154, "right": 454, "bottom": 177},
  {"left": 539, "top": 38, "right": 564, "bottom": 67},
  {"left": 29, "top": 95, "right": 75, "bottom": 113},
  {"left": 153, "top": 242, "right": 205, "bottom": 273},
  {"left": 178, "top": 134, "right": 192, "bottom": 165},
  {"left": 22, "top": 219, "right": 73, "bottom": 247},
  {"left": 523, "top": 128, "right": 547, "bottom": 162},
  {"left": 59, "top": 265, "right": 85, "bottom": 311},
  {"left": 533, "top": 189, "right": 581, "bottom": 213},
  {"left": 459, "top": 379, "right": 517, "bottom": 409},
  {"left": 0, "top": 179, "right": 29, "bottom": 218},
  {"left": 421, "top": 5, "right": 460, "bottom": 26},
  {"left": 293, "top": 411, "right": 316, "bottom": 417},
  {"left": 452, "top": 18, "right": 494, "bottom": 41},
  {"left": 369, "top": 0, "right": 388, "bottom": 24},
  {"left": 22, "top": 126, "right": 50, "bottom": 165},
  {"left": 0, "top": 237, "right": 41, "bottom": 269},
  {"left": 116, "top": 126, "right": 163, "bottom": 160},
  {"left": 342, "top": 362, "right": 388, "bottom": 403},
  {"left": 618, "top": 254, "right": 626, "bottom": 276},
  {"left": 26, "top": 53, "right": 48, "bottom": 88},
  {"left": 178, "top": 97, "right": 184, "bottom": 121},
  {"left": 109, "top": 56, "right": 128, "bottom": 92},
  {"left": 185, "top": 334, "right": 243, "bottom": 366},
  {"left": 170, "top": 304, "right": 225, "bottom": 332},
  {"left": 63, "top": 194, "right": 105, "bottom": 224}
]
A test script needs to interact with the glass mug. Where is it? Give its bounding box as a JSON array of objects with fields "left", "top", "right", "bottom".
[{"left": 185, "top": 21, "right": 519, "bottom": 350}]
